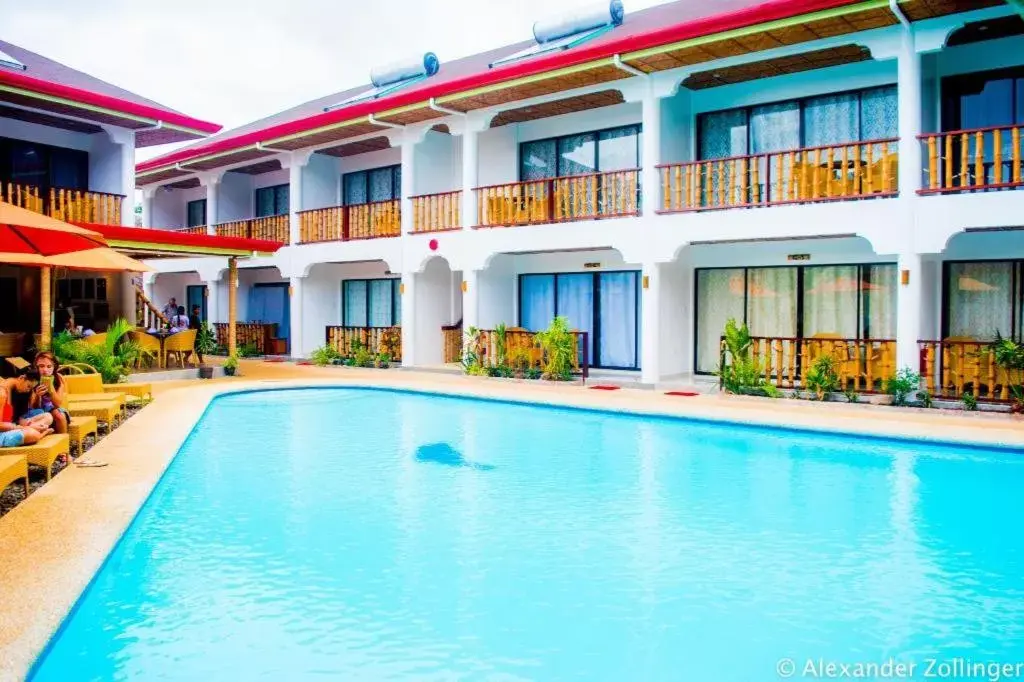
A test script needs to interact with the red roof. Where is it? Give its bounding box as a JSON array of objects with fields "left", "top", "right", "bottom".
[
  {"left": 0, "top": 40, "right": 221, "bottom": 148},
  {"left": 79, "top": 223, "right": 284, "bottom": 257},
  {"left": 137, "top": 0, "right": 860, "bottom": 175}
]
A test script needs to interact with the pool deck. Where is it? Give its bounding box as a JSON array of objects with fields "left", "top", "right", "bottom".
[{"left": 1, "top": 360, "right": 1023, "bottom": 680}]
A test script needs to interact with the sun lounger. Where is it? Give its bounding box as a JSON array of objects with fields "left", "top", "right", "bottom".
[
  {"left": 63, "top": 373, "right": 152, "bottom": 403},
  {"left": 68, "top": 415, "right": 98, "bottom": 456},
  {"left": 68, "top": 401, "right": 120, "bottom": 432},
  {"left": 0, "top": 454, "right": 29, "bottom": 498},
  {"left": 4, "top": 434, "right": 69, "bottom": 481}
]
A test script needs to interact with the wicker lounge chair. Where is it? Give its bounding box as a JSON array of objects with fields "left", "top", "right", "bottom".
[
  {"left": 4, "top": 434, "right": 69, "bottom": 481},
  {"left": 67, "top": 415, "right": 98, "bottom": 456},
  {"left": 0, "top": 454, "right": 29, "bottom": 498}
]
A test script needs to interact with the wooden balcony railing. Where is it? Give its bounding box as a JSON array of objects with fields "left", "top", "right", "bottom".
[
  {"left": 659, "top": 139, "right": 899, "bottom": 213},
  {"left": 214, "top": 215, "right": 289, "bottom": 243},
  {"left": 442, "top": 323, "right": 463, "bottom": 363},
  {"left": 412, "top": 191, "right": 462, "bottom": 233},
  {"left": 170, "top": 225, "right": 208, "bottom": 236},
  {"left": 475, "top": 169, "right": 640, "bottom": 228},
  {"left": 919, "top": 339, "right": 1023, "bottom": 401},
  {"left": 721, "top": 336, "right": 896, "bottom": 391},
  {"left": 919, "top": 125, "right": 1024, "bottom": 195},
  {"left": 1, "top": 181, "right": 125, "bottom": 225},
  {"left": 326, "top": 325, "right": 402, "bottom": 361},
  {"left": 214, "top": 322, "right": 276, "bottom": 355},
  {"left": 469, "top": 328, "right": 590, "bottom": 379},
  {"left": 297, "top": 202, "right": 401, "bottom": 244}
]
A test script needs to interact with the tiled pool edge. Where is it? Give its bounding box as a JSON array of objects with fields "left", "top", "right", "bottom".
[{"left": 3, "top": 372, "right": 1024, "bottom": 681}]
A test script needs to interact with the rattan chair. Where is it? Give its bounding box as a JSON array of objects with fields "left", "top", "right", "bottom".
[{"left": 162, "top": 330, "right": 198, "bottom": 368}]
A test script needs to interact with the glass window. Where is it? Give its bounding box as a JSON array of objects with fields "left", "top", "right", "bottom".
[
  {"left": 556, "top": 273, "right": 594, "bottom": 361},
  {"left": 343, "top": 280, "right": 368, "bottom": 327},
  {"left": 255, "top": 184, "right": 288, "bottom": 217},
  {"left": 696, "top": 269, "right": 747, "bottom": 373},
  {"left": 393, "top": 279, "right": 402, "bottom": 325},
  {"left": 803, "top": 93, "right": 859, "bottom": 148},
  {"left": 343, "top": 279, "right": 399, "bottom": 327},
  {"left": 368, "top": 279, "right": 394, "bottom": 326},
  {"left": 598, "top": 271, "right": 638, "bottom": 368},
  {"left": 520, "top": 140, "right": 557, "bottom": 181},
  {"left": 0, "top": 136, "right": 87, "bottom": 191},
  {"left": 187, "top": 199, "right": 207, "bottom": 227},
  {"left": 750, "top": 102, "right": 801, "bottom": 155},
  {"left": 598, "top": 126, "right": 640, "bottom": 171},
  {"left": 803, "top": 265, "right": 860, "bottom": 338},
  {"left": 946, "top": 262, "right": 1014, "bottom": 341},
  {"left": 520, "top": 275, "right": 555, "bottom": 331},
  {"left": 342, "top": 166, "right": 400, "bottom": 205},
  {"left": 860, "top": 86, "right": 898, "bottom": 141},
  {"left": 862, "top": 264, "right": 897, "bottom": 339},
  {"left": 557, "top": 133, "right": 597, "bottom": 176},
  {"left": 699, "top": 109, "right": 748, "bottom": 160}
]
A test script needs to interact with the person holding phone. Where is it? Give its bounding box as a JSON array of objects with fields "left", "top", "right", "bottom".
[
  {"left": 24, "top": 351, "right": 70, "bottom": 434},
  {"left": 0, "top": 369, "right": 51, "bottom": 447}
]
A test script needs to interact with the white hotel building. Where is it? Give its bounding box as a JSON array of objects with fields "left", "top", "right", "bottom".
[{"left": 137, "top": 0, "right": 1024, "bottom": 396}]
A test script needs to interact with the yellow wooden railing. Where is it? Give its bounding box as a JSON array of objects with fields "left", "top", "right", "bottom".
[
  {"left": 214, "top": 215, "right": 289, "bottom": 243},
  {"left": 659, "top": 139, "right": 899, "bottom": 212},
  {"left": 442, "top": 323, "right": 463, "bottom": 363},
  {"left": 721, "top": 336, "right": 896, "bottom": 391},
  {"left": 326, "top": 325, "right": 402, "bottom": 361},
  {"left": 919, "top": 124, "right": 1024, "bottom": 194},
  {"left": 171, "top": 225, "right": 208, "bottom": 236},
  {"left": 412, "top": 190, "right": 462, "bottom": 232},
  {"left": 214, "top": 322, "right": 276, "bottom": 354},
  {"left": 348, "top": 200, "right": 401, "bottom": 240},
  {"left": 919, "top": 339, "right": 1023, "bottom": 401},
  {"left": 475, "top": 169, "right": 640, "bottom": 227},
  {"left": 1, "top": 181, "right": 125, "bottom": 225},
  {"left": 298, "top": 206, "right": 344, "bottom": 244}
]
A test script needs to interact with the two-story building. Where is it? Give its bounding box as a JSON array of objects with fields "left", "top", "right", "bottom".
[{"left": 137, "top": 0, "right": 1024, "bottom": 400}]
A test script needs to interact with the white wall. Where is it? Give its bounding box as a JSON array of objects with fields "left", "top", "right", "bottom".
[
  {"left": 414, "top": 256, "right": 454, "bottom": 364},
  {"left": 477, "top": 255, "right": 515, "bottom": 329},
  {"left": 0, "top": 117, "right": 92, "bottom": 152},
  {"left": 151, "top": 188, "right": 185, "bottom": 230},
  {"left": 659, "top": 259, "right": 690, "bottom": 377},
  {"left": 415, "top": 130, "right": 459, "bottom": 196},
  {"left": 219, "top": 171, "right": 254, "bottom": 222},
  {"left": 87, "top": 134, "right": 123, "bottom": 195},
  {"left": 253, "top": 168, "right": 288, "bottom": 190},
  {"left": 339, "top": 145, "right": 400, "bottom": 176},
  {"left": 304, "top": 261, "right": 392, "bottom": 355},
  {"left": 661, "top": 88, "right": 692, "bottom": 165},
  {"left": 152, "top": 272, "right": 202, "bottom": 314},
  {"left": 303, "top": 152, "right": 341, "bottom": 210}
]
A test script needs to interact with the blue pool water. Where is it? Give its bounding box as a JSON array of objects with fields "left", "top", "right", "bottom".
[{"left": 31, "top": 389, "right": 1024, "bottom": 681}]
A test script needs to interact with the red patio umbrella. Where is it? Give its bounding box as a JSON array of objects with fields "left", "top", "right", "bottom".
[{"left": 0, "top": 202, "right": 106, "bottom": 262}]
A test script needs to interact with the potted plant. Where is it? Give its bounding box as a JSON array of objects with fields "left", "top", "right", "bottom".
[
  {"left": 223, "top": 354, "right": 238, "bottom": 377},
  {"left": 195, "top": 322, "right": 218, "bottom": 379}
]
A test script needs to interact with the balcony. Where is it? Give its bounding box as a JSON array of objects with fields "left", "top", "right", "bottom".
[
  {"left": 168, "top": 225, "right": 208, "bottom": 236},
  {"left": 474, "top": 169, "right": 639, "bottom": 228},
  {"left": 919, "top": 339, "right": 1022, "bottom": 402},
  {"left": 297, "top": 201, "right": 401, "bottom": 244},
  {"left": 411, "top": 191, "right": 462, "bottom": 233},
  {"left": 1, "top": 181, "right": 126, "bottom": 225},
  {"left": 214, "top": 215, "right": 289, "bottom": 243},
  {"left": 919, "top": 124, "right": 1024, "bottom": 195},
  {"left": 658, "top": 139, "right": 898, "bottom": 213}
]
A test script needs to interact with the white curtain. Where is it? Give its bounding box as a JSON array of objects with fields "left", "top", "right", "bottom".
[
  {"left": 520, "top": 275, "right": 555, "bottom": 331},
  {"left": 368, "top": 280, "right": 393, "bottom": 327},
  {"left": 696, "top": 269, "right": 746, "bottom": 373},
  {"left": 802, "top": 265, "right": 859, "bottom": 338},
  {"left": 946, "top": 262, "right": 1014, "bottom": 340},
  {"left": 556, "top": 274, "right": 594, "bottom": 361},
  {"left": 247, "top": 285, "right": 289, "bottom": 339},
  {"left": 863, "top": 265, "right": 897, "bottom": 339},
  {"left": 598, "top": 272, "right": 638, "bottom": 368},
  {"left": 746, "top": 268, "right": 797, "bottom": 338}
]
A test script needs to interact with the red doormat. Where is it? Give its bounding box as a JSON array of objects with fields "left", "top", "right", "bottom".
[
  {"left": 665, "top": 391, "right": 700, "bottom": 397},
  {"left": 263, "top": 357, "right": 285, "bottom": 363},
  {"left": 589, "top": 385, "right": 621, "bottom": 391}
]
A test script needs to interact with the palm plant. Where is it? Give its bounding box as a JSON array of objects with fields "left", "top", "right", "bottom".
[
  {"left": 56, "top": 318, "right": 141, "bottom": 384},
  {"left": 535, "top": 316, "right": 576, "bottom": 380}
]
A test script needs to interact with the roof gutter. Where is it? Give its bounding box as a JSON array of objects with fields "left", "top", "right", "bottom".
[
  {"left": 256, "top": 142, "right": 292, "bottom": 154},
  {"left": 612, "top": 54, "right": 648, "bottom": 78},
  {"left": 368, "top": 113, "right": 404, "bottom": 129},
  {"left": 428, "top": 97, "right": 464, "bottom": 117}
]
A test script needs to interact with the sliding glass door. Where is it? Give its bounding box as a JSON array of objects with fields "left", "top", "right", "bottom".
[
  {"left": 695, "top": 264, "right": 897, "bottom": 373},
  {"left": 247, "top": 283, "right": 290, "bottom": 343},
  {"left": 944, "top": 261, "right": 1023, "bottom": 341},
  {"left": 519, "top": 271, "right": 640, "bottom": 369}
]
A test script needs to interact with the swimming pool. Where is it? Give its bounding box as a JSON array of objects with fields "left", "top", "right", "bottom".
[{"left": 30, "top": 388, "right": 1024, "bottom": 681}]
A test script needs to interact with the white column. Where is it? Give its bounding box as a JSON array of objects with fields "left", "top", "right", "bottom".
[
  {"left": 641, "top": 90, "right": 662, "bottom": 218},
  {"left": 640, "top": 263, "right": 662, "bottom": 384},
  {"left": 205, "top": 280, "right": 220, "bottom": 324},
  {"left": 462, "top": 270, "right": 479, "bottom": 331},
  {"left": 289, "top": 276, "right": 304, "bottom": 357},
  {"left": 287, "top": 153, "right": 310, "bottom": 245},
  {"left": 897, "top": 28, "right": 922, "bottom": 197},
  {"left": 460, "top": 118, "right": 485, "bottom": 228},
  {"left": 120, "top": 274, "right": 137, "bottom": 326},
  {"left": 204, "top": 179, "right": 220, "bottom": 236},
  {"left": 400, "top": 272, "right": 417, "bottom": 366},
  {"left": 896, "top": 252, "right": 923, "bottom": 372},
  {"left": 140, "top": 188, "right": 155, "bottom": 229},
  {"left": 120, "top": 138, "right": 136, "bottom": 226},
  {"left": 400, "top": 138, "right": 417, "bottom": 235}
]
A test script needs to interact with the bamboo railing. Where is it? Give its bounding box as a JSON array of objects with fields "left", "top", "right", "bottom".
[
  {"left": 721, "top": 336, "right": 896, "bottom": 391},
  {"left": 325, "top": 325, "right": 402, "bottom": 361},
  {"left": 919, "top": 340, "right": 1022, "bottom": 401},
  {"left": 412, "top": 190, "right": 462, "bottom": 232},
  {"left": 214, "top": 322, "right": 276, "bottom": 354},
  {"left": 442, "top": 323, "right": 463, "bottom": 363},
  {"left": 297, "top": 201, "right": 401, "bottom": 244},
  {"left": 298, "top": 206, "right": 344, "bottom": 243},
  {"left": 468, "top": 328, "right": 589, "bottom": 379},
  {"left": 475, "top": 169, "right": 640, "bottom": 227},
  {"left": 134, "top": 284, "right": 169, "bottom": 330},
  {"left": 214, "top": 215, "right": 289, "bottom": 243},
  {"left": 919, "top": 124, "right": 1024, "bottom": 194},
  {"left": 658, "top": 139, "right": 898, "bottom": 213},
  {"left": 1, "top": 181, "right": 125, "bottom": 225},
  {"left": 171, "top": 225, "right": 208, "bottom": 236}
]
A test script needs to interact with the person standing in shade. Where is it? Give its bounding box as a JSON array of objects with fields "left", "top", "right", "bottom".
[
  {"left": 189, "top": 304, "right": 204, "bottom": 363},
  {"left": 162, "top": 297, "right": 178, "bottom": 320}
]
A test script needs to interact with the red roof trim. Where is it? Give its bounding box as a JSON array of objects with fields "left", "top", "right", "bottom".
[
  {"left": 0, "top": 69, "right": 221, "bottom": 135},
  {"left": 78, "top": 223, "right": 284, "bottom": 254},
  {"left": 137, "top": 0, "right": 857, "bottom": 174}
]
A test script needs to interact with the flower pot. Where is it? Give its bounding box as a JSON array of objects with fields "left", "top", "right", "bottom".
[
  {"left": 223, "top": 366, "right": 236, "bottom": 377},
  {"left": 198, "top": 366, "right": 214, "bottom": 380}
]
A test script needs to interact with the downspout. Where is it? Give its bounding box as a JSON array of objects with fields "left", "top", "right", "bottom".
[
  {"left": 612, "top": 54, "right": 647, "bottom": 79},
  {"left": 368, "top": 113, "right": 404, "bottom": 129},
  {"left": 135, "top": 120, "right": 164, "bottom": 134},
  {"left": 889, "top": 0, "right": 911, "bottom": 29},
  {"left": 429, "top": 97, "right": 464, "bottom": 117}
]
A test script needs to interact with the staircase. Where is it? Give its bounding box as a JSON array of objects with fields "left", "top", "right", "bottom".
[{"left": 134, "top": 284, "right": 169, "bottom": 330}]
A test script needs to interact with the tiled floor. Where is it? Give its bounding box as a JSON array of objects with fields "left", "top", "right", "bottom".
[{"left": 1, "top": 359, "right": 1022, "bottom": 680}]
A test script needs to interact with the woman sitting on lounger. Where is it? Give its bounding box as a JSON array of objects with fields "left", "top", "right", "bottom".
[
  {"left": 23, "top": 351, "right": 69, "bottom": 435},
  {"left": 0, "top": 369, "right": 52, "bottom": 448}
]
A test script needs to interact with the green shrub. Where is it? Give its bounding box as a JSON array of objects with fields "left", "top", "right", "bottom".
[
  {"left": 375, "top": 352, "right": 391, "bottom": 369},
  {"left": 718, "top": 318, "right": 774, "bottom": 396},
  {"left": 805, "top": 354, "right": 840, "bottom": 400},
  {"left": 223, "top": 354, "right": 238, "bottom": 376},
  {"left": 535, "top": 316, "right": 576, "bottom": 380},
  {"left": 310, "top": 345, "right": 341, "bottom": 367},
  {"left": 195, "top": 322, "right": 218, "bottom": 359},
  {"left": 843, "top": 387, "right": 860, "bottom": 404},
  {"left": 962, "top": 390, "right": 978, "bottom": 411},
  {"left": 885, "top": 367, "right": 922, "bottom": 407},
  {"left": 55, "top": 318, "right": 139, "bottom": 384},
  {"left": 354, "top": 347, "right": 374, "bottom": 368}
]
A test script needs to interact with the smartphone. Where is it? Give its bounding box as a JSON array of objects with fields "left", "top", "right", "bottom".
[{"left": 41, "top": 376, "right": 54, "bottom": 389}]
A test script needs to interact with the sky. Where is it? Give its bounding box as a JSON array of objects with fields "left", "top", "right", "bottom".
[{"left": 3, "top": 0, "right": 668, "bottom": 163}]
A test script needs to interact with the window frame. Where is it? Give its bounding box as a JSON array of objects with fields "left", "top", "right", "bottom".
[
  {"left": 254, "top": 184, "right": 289, "bottom": 217},
  {"left": 186, "top": 199, "right": 207, "bottom": 228},
  {"left": 341, "top": 278, "right": 402, "bottom": 327},
  {"left": 695, "top": 84, "right": 898, "bottom": 161},
  {"left": 692, "top": 262, "right": 898, "bottom": 375},
  {"left": 0, "top": 135, "right": 89, "bottom": 192},
  {"left": 940, "top": 259, "right": 1024, "bottom": 341},
  {"left": 517, "top": 124, "right": 642, "bottom": 181},
  {"left": 341, "top": 165, "right": 402, "bottom": 206},
  {"left": 940, "top": 66, "right": 1024, "bottom": 132}
]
